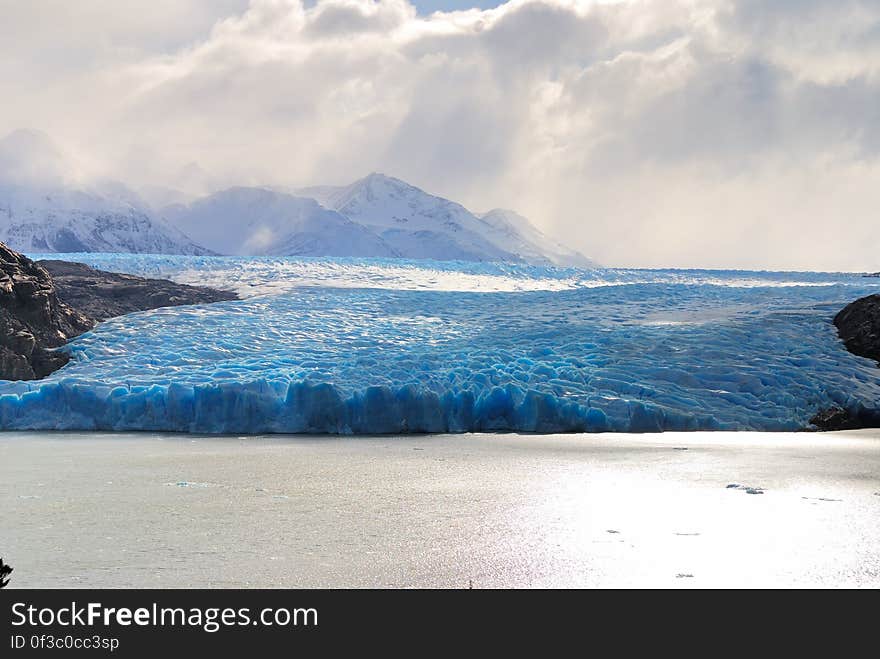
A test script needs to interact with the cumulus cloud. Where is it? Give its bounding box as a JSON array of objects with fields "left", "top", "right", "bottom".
[{"left": 1, "top": 0, "right": 879, "bottom": 269}]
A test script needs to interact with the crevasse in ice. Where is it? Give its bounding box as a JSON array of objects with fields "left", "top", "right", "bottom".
[{"left": 1, "top": 254, "right": 879, "bottom": 434}]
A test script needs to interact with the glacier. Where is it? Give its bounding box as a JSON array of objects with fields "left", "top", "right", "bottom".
[{"left": 1, "top": 254, "right": 879, "bottom": 434}]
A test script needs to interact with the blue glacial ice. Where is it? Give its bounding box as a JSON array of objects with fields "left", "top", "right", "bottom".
[{"left": 1, "top": 254, "right": 879, "bottom": 434}]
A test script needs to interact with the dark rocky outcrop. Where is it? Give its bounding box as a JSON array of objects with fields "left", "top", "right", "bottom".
[
  {"left": 815, "top": 294, "right": 880, "bottom": 430},
  {"left": 809, "top": 407, "right": 863, "bottom": 431},
  {"left": 1, "top": 242, "right": 236, "bottom": 381},
  {"left": 1, "top": 243, "right": 93, "bottom": 379},
  {"left": 834, "top": 294, "right": 880, "bottom": 365},
  {"left": 39, "top": 260, "right": 237, "bottom": 322},
  {"left": 810, "top": 405, "right": 880, "bottom": 431},
  {"left": 0, "top": 243, "right": 94, "bottom": 380}
]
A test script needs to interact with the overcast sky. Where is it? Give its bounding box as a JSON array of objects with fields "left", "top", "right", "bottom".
[{"left": 1, "top": 0, "right": 878, "bottom": 270}]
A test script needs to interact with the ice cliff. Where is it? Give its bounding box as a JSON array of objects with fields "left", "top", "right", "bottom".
[{"left": 1, "top": 254, "right": 879, "bottom": 434}]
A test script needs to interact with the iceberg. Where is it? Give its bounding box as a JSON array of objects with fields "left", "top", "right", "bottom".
[{"left": 1, "top": 254, "right": 879, "bottom": 434}]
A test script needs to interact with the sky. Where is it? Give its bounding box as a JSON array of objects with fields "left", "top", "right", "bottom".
[
  {"left": 411, "top": 0, "right": 503, "bottom": 11},
  {"left": 1, "top": 0, "right": 879, "bottom": 270}
]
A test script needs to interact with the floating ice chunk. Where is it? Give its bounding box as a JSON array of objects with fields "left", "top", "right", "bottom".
[{"left": 727, "top": 484, "right": 765, "bottom": 494}]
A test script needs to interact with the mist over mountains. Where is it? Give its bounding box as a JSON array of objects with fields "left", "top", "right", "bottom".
[{"left": 0, "top": 129, "right": 594, "bottom": 267}]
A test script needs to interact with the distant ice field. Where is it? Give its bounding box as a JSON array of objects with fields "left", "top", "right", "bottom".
[{"left": 2, "top": 254, "right": 879, "bottom": 434}]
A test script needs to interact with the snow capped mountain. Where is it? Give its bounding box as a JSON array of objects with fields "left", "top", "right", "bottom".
[
  {"left": 0, "top": 131, "right": 210, "bottom": 255},
  {"left": 0, "top": 130, "right": 596, "bottom": 265},
  {"left": 165, "top": 176, "right": 596, "bottom": 265},
  {"left": 0, "top": 184, "right": 211, "bottom": 255},
  {"left": 0, "top": 182, "right": 215, "bottom": 256},
  {"left": 301, "top": 173, "right": 595, "bottom": 266},
  {"left": 300, "top": 173, "right": 521, "bottom": 263},
  {"left": 478, "top": 208, "right": 597, "bottom": 268},
  {"left": 163, "top": 187, "right": 398, "bottom": 258}
]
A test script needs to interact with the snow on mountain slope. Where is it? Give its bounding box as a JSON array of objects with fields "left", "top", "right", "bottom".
[
  {"left": 479, "top": 208, "right": 597, "bottom": 268},
  {"left": 0, "top": 129, "right": 596, "bottom": 264},
  {"left": 300, "top": 173, "right": 523, "bottom": 263},
  {"left": 0, "top": 183, "right": 211, "bottom": 255},
  {"left": 0, "top": 130, "right": 210, "bottom": 255},
  {"left": 162, "top": 187, "right": 398, "bottom": 258},
  {"left": 301, "top": 173, "right": 595, "bottom": 266}
]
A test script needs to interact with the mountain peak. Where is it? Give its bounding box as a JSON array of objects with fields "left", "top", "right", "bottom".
[{"left": 355, "top": 172, "right": 415, "bottom": 194}]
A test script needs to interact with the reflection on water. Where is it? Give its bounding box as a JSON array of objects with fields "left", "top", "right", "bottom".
[{"left": 2, "top": 431, "right": 879, "bottom": 588}]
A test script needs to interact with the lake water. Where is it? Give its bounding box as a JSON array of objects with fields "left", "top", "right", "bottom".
[{"left": 3, "top": 430, "right": 879, "bottom": 588}]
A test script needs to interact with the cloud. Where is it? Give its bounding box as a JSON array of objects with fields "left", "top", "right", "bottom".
[
  {"left": 1, "top": 0, "right": 879, "bottom": 269},
  {"left": 307, "top": 0, "right": 415, "bottom": 36}
]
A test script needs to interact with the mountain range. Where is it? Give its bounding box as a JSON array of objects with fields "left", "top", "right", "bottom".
[{"left": 0, "top": 130, "right": 595, "bottom": 267}]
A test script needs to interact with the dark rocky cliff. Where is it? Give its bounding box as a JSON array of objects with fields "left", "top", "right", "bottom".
[
  {"left": 0, "top": 243, "right": 93, "bottom": 379},
  {"left": 834, "top": 294, "right": 880, "bottom": 365},
  {"left": 811, "top": 294, "right": 880, "bottom": 430},
  {"left": 1, "top": 242, "right": 236, "bottom": 381}
]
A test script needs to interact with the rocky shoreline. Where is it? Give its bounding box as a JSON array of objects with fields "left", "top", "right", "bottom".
[
  {"left": 38, "top": 259, "right": 237, "bottom": 323},
  {"left": 1, "top": 243, "right": 236, "bottom": 381}
]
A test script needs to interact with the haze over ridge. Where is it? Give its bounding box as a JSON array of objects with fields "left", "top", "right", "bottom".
[{"left": 2, "top": 0, "right": 879, "bottom": 270}]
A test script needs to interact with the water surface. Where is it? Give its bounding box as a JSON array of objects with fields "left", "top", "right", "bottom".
[{"left": 3, "top": 430, "right": 879, "bottom": 588}]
